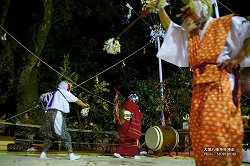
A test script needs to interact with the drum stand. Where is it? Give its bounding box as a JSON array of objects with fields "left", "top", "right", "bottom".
[{"left": 152, "top": 147, "right": 174, "bottom": 157}]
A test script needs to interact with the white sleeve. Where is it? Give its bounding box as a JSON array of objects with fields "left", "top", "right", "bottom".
[
  {"left": 227, "top": 16, "right": 250, "bottom": 67},
  {"left": 156, "top": 21, "right": 189, "bottom": 67},
  {"left": 60, "top": 89, "right": 78, "bottom": 102}
]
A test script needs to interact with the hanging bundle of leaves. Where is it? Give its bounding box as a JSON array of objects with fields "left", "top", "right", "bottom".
[
  {"left": 103, "top": 3, "right": 152, "bottom": 55},
  {"left": 103, "top": 38, "right": 121, "bottom": 55}
]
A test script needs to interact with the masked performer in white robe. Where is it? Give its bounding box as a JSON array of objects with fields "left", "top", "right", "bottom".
[{"left": 40, "top": 81, "right": 89, "bottom": 160}]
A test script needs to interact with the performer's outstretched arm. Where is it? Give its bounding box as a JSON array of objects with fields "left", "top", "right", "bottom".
[{"left": 158, "top": 8, "right": 172, "bottom": 30}]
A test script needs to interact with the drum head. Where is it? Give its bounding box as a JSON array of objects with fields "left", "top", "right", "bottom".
[{"left": 145, "top": 126, "right": 163, "bottom": 151}]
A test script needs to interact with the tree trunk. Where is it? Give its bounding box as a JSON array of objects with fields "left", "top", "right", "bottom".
[
  {"left": 1, "top": 0, "right": 52, "bottom": 122},
  {"left": 16, "top": 0, "right": 53, "bottom": 122},
  {"left": 0, "top": 0, "right": 15, "bottom": 115}
]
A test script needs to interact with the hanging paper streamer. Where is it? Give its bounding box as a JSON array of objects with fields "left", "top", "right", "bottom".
[
  {"left": 149, "top": 25, "right": 165, "bottom": 43},
  {"left": 141, "top": 0, "right": 169, "bottom": 13},
  {"left": 183, "top": 114, "right": 190, "bottom": 121},
  {"left": 95, "top": 76, "right": 99, "bottom": 84},
  {"left": 122, "top": 60, "right": 126, "bottom": 68},
  {"left": 1, "top": 33, "right": 6, "bottom": 41},
  {"left": 182, "top": 113, "right": 190, "bottom": 129},
  {"left": 37, "top": 60, "right": 41, "bottom": 67},
  {"left": 123, "top": 3, "right": 133, "bottom": 24},
  {"left": 103, "top": 38, "right": 121, "bottom": 55}
]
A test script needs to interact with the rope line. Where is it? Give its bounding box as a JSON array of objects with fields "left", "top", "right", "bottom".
[
  {"left": 15, "top": 138, "right": 119, "bottom": 146},
  {"left": 0, "top": 25, "right": 152, "bottom": 122},
  {"left": 73, "top": 42, "right": 151, "bottom": 90},
  {"left": 217, "top": 0, "right": 235, "bottom": 14},
  {"left": 72, "top": 5, "right": 156, "bottom": 89},
  {"left": 1, "top": 1, "right": 245, "bottom": 123},
  {"left": 0, "top": 26, "right": 73, "bottom": 84},
  {"left": 0, "top": 26, "right": 115, "bottom": 121},
  {"left": 0, "top": 121, "right": 117, "bottom": 134},
  {"left": 132, "top": 10, "right": 153, "bottom": 28},
  {"left": 121, "top": 4, "right": 152, "bottom": 29},
  {"left": 242, "top": 94, "right": 250, "bottom": 101},
  {"left": 0, "top": 26, "right": 93, "bottom": 97},
  {"left": 0, "top": 26, "right": 124, "bottom": 105},
  {"left": 3, "top": 105, "right": 40, "bottom": 122}
]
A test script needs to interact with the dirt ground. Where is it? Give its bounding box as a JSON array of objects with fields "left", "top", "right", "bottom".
[
  {"left": 0, "top": 151, "right": 250, "bottom": 166},
  {"left": 0, "top": 151, "right": 195, "bottom": 166}
]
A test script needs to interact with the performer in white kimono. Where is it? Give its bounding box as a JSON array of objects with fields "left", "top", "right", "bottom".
[
  {"left": 40, "top": 81, "right": 90, "bottom": 160},
  {"left": 150, "top": 0, "right": 250, "bottom": 165}
]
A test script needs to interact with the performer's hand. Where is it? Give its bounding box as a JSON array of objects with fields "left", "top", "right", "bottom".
[
  {"left": 83, "top": 103, "right": 90, "bottom": 108},
  {"left": 142, "top": 0, "right": 167, "bottom": 15},
  {"left": 217, "top": 57, "right": 240, "bottom": 73},
  {"left": 149, "top": 0, "right": 162, "bottom": 9},
  {"left": 219, "top": 38, "right": 250, "bottom": 72},
  {"left": 140, "top": 8, "right": 151, "bottom": 17},
  {"left": 150, "top": 0, "right": 159, "bottom": 7}
]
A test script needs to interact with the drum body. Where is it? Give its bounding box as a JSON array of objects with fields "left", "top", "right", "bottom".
[{"left": 145, "top": 126, "right": 179, "bottom": 153}]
